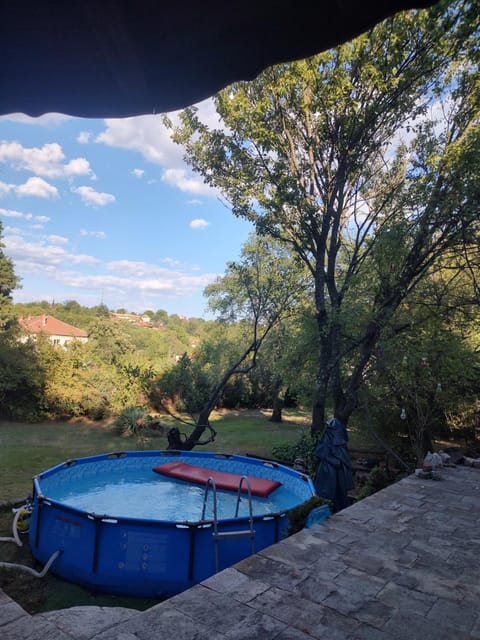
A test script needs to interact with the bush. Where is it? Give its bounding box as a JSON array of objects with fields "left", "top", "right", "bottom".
[
  {"left": 272, "top": 429, "right": 318, "bottom": 475},
  {"left": 114, "top": 405, "right": 148, "bottom": 436},
  {"left": 357, "top": 466, "right": 391, "bottom": 499},
  {"left": 286, "top": 496, "right": 332, "bottom": 536}
]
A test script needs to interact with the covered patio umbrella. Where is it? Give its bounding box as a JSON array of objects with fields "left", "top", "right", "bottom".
[
  {"left": 314, "top": 418, "right": 354, "bottom": 511},
  {"left": 0, "top": 0, "right": 438, "bottom": 118}
]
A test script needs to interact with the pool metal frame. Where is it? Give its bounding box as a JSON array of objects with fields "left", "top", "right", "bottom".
[{"left": 29, "top": 450, "right": 315, "bottom": 597}]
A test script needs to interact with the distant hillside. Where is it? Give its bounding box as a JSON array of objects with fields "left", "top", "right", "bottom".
[{"left": 14, "top": 300, "right": 212, "bottom": 368}]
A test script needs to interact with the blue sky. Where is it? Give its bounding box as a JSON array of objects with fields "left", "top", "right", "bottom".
[{"left": 0, "top": 102, "right": 253, "bottom": 318}]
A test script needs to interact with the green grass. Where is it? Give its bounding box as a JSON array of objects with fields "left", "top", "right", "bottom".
[{"left": 207, "top": 408, "right": 311, "bottom": 456}]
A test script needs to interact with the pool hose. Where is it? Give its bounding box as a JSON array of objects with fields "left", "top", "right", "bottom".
[
  {"left": 0, "top": 503, "right": 62, "bottom": 578},
  {"left": 0, "top": 505, "right": 29, "bottom": 547},
  {"left": 0, "top": 549, "right": 62, "bottom": 578}
]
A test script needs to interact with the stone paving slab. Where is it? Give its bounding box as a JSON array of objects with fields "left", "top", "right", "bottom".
[
  {"left": 1, "top": 465, "right": 479, "bottom": 639},
  {"left": 38, "top": 606, "right": 141, "bottom": 640}
]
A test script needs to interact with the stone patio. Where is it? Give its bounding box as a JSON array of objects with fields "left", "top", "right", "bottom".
[{"left": 1, "top": 465, "right": 479, "bottom": 639}]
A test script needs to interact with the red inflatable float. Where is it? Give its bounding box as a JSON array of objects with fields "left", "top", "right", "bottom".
[{"left": 153, "top": 461, "right": 281, "bottom": 498}]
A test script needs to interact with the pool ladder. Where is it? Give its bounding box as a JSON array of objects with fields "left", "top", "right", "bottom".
[{"left": 201, "top": 475, "right": 255, "bottom": 573}]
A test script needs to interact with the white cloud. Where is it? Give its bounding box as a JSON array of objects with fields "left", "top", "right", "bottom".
[
  {"left": 0, "top": 141, "right": 93, "bottom": 179},
  {"left": 4, "top": 233, "right": 100, "bottom": 271},
  {"left": 162, "top": 168, "right": 212, "bottom": 196},
  {"left": 132, "top": 168, "right": 144, "bottom": 178},
  {"left": 189, "top": 218, "right": 210, "bottom": 230},
  {"left": 104, "top": 259, "right": 218, "bottom": 296},
  {"left": 161, "top": 257, "right": 182, "bottom": 267},
  {"left": 0, "top": 113, "right": 71, "bottom": 126},
  {"left": 0, "top": 207, "right": 30, "bottom": 219},
  {"left": 80, "top": 229, "right": 107, "bottom": 239},
  {"left": 0, "top": 208, "right": 49, "bottom": 225},
  {"left": 77, "top": 131, "right": 92, "bottom": 144},
  {"left": 34, "top": 215, "right": 51, "bottom": 225},
  {"left": 188, "top": 199, "right": 203, "bottom": 206},
  {"left": 0, "top": 181, "right": 14, "bottom": 196},
  {"left": 65, "top": 157, "right": 93, "bottom": 177},
  {"left": 16, "top": 177, "right": 59, "bottom": 199},
  {"left": 96, "top": 99, "right": 222, "bottom": 197},
  {"left": 73, "top": 186, "right": 115, "bottom": 207},
  {"left": 5, "top": 230, "right": 219, "bottom": 313},
  {"left": 47, "top": 234, "right": 69, "bottom": 245},
  {"left": 194, "top": 98, "right": 226, "bottom": 131},
  {"left": 6, "top": 251, "right": 217, "bottom": 305},
  {"left": 96, "top": 115, "right": 183, "bottom": 166},
  {"left": 107, "top": 260, "right": 155, "bottom": 277}
]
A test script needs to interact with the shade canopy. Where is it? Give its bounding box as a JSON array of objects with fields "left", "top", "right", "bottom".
[{"left": 0, "top": 0, "right": 438, "bottom": 118}]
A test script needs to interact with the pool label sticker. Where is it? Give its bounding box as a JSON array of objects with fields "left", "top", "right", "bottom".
[
  {"left": 53, "top": 515, "right": 82, "bottom": 539},
  {"left": 119, "top": 530, "right": 169, "bottom": 572}
]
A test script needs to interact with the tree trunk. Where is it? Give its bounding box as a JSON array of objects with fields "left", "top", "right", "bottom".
[
  {"left": 269, "top": 389, "right": 284, "bottom": 423},
  {"left": 311, "top": 313, "right": 338, "bottom": 435}
]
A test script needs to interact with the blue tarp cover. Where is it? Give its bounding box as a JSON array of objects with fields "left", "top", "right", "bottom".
[{"left": 314, "top": 418, "right": 354, "bottom": 511}]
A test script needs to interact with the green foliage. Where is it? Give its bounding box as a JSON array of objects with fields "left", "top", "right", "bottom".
[
  {"left": 153, "top": 353, "right": 211, "bottom": 414},
  {"left": 114, "top": 406, "right": 148, "bottom": 436},
  {"left": 0, "top": 218, "right": 45, "bottom": 419},
  {"left": 357, "top": 467, "right": 392, "bottom": 500},
  {"left": 286, "top": 496, "right": 332, "bottom": 536},
  {"left": 272, "top": 430, "right": 319, "bottom": 475},
  {"left": 220, "top": 375, "right": 254, "bottom": 409},
  {"left": 0, "top": 220, "right": 20, "bottom": 307},
  {"left": 0, "top": 339, "right": 47, "bottom": 421},
  {"left": 86, "top": 319, "right": 132, "bottom": 366},
  {"left": 358, "top": 294, "right": 480, "bottom": 463}
]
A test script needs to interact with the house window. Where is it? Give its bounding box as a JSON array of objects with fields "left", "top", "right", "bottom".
[{"left": 53, "top": 339, "right": 60, "bottom": 345}]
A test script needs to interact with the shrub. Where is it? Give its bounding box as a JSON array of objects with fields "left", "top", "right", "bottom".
[
  {"left": 357, "top": 466, "right": 391, "bottom": 499},
  {"left": 286, "top": 496, "right": 332, "bottom": 536},
  {"left": 114, "top": 405, "right": 148, "bottom": 436},
  {"left": 272, "top": 429, "right": 318, "bottom": 475}
]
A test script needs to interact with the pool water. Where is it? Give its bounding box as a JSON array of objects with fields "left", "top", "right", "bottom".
[{"left": 44, "top": 468, "right": 299, "bottom": 521}]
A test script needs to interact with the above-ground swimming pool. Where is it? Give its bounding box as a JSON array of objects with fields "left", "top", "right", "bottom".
[{"left": 29, "top": 450, "right": 315, "bottom": 597}]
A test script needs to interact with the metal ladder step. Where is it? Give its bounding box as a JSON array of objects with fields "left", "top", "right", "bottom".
[{"left": 213, "top": 529, "right": 255, "bottom": 540}]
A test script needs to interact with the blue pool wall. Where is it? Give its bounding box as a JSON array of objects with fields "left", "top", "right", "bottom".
[{"left": 29, "top": 450, "right": 315, "bottom": 597}]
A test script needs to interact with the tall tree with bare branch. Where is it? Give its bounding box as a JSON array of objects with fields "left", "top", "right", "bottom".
[{"left": 171, "top": 0, "right": 479, "bottom": 434}]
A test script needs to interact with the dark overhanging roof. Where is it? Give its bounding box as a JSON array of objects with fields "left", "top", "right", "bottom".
[{"left": 1, "top": 0, "right": 439, "bottom": 119}]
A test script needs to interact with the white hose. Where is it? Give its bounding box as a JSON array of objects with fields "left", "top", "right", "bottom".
[
  {"left": 0, "top": 549, "right": 62, "bottom": 578},
  {"left": 0, "top": 508, "right": 25, "bottom": 547}
]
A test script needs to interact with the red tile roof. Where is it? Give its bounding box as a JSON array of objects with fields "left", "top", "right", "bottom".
[{"left": 20, "top": 314, "right": 88, "bottom": 338}]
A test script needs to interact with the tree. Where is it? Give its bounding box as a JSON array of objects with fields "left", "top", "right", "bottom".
[
  {"left": 0, "top": 220, "right": 20, "bottom": 330},
  {"left": 0, "top": 338, "right": 47, "bottom": 420},
  {"left": 158, "top": 235, "right": 305, "bottom": 449},
  {"left": 171, "top": 0, "right": 479, "bottom": 435},
  {"left": 250, "top": 321, "right": 300, "bottom": 422},
  {"left": 86, "top": 318, "right": 132, "bottom": 366},
  {"left": 359, "top": 300, "right": 480, "bottom": 464},
  {"left": 0, "top": 222, "right": 42, "bottom": 420}
]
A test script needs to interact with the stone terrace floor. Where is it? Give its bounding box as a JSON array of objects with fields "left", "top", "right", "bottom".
[{"left": 1, "top": 465, "right": 479, "bottom": 639}]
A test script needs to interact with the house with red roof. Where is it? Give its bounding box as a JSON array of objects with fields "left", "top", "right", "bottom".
[{"left": 19, "top": 314, "right": 88, "bottom": 347}]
